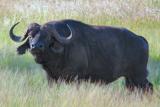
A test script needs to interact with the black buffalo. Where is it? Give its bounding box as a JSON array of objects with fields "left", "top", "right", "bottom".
[{"left": 9, "top": 19, "right": 153, "bottom": 92}]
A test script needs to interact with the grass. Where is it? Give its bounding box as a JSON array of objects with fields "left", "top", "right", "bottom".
[
  {"left": 0, "top": 0, "right": 160, "bottom": 107},
  {"left": 0, "top": 69, "right": 160, "bottom": 107}
]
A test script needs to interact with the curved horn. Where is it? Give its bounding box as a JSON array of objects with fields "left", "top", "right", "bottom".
[
  {"left": 9, "top": 22, "right": 28, "bottom": 42},
  {"left": 51, "top": 24, "right": 73, "bottom": 44}
]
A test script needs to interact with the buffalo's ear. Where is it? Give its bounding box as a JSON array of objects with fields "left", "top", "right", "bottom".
[{"left": 17, "top": 40, "right": 29, "bottom": 55}]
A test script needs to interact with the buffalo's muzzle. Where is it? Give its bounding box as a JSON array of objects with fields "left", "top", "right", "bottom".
[{"left": 30, "top": 43, "right": 44, "bottom": 53}]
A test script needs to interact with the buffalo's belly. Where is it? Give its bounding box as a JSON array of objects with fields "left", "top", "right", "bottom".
[
  {"left": 86, "top": 74, "right": 116, "bottom": 84},
  {"left": 58, "top": 72, "right": 118, "bottom": 84},
  {"left": 83, "top": 65, "right": 121, "bottom": 83}
]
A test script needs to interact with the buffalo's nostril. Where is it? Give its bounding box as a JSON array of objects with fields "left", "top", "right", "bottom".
[
  {"left": 38, "top": 43, "right": 44, "bottom": 50},
  {"left": 30, "top": 43, "right": 44, "bottom": 50},
  {"left": 31, "top": 44, "right": 35, "bottom": 48}
]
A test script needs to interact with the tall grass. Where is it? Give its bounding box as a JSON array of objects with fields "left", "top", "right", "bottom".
[
  {"left": 0, "top": 0, "right": 160, "bottom": 107},
  {"left": 0, "top": 69, "right": 160, "bottom": 107}
]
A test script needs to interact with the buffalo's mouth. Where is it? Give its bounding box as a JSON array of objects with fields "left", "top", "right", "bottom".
[
  {"left": 29, "top": 48, "right": 43, "bottom": 57},
  {"left": 34, "top": 57, "right": 45, "bottom": 64},
  {"left": 29, "top": 48, "right": 51, "bottom": 64},
  {"left": 30, "top": 49, "right": 42, "bottom": 55},
  {"left": 30, "top": 51, "right": 46, "bottom": 64}
]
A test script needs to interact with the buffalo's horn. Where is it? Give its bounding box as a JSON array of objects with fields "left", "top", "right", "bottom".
[
  {"left": 51, "top": 24, "right": 73, "bottom": 44},
  {"left": 9, "top": 22, "right": 28, "bottom": 42}
]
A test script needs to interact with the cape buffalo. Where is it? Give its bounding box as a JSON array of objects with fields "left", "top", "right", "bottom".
[{"left": 9, "top": 19, "right": 153, "bottom": 92}]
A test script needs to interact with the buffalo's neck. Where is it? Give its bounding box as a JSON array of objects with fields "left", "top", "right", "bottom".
[{"left": 40, "top": 52, "right": 66, "bottom": 76}]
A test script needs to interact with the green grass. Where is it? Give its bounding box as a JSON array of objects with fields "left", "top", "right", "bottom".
[{"left": 0, "top": 0, "right": 160, "bottom": 106}]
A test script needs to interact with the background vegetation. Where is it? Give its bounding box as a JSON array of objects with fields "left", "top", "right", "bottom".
[{"left": 0, "top": 0, "right": 160, "bottom": 106}]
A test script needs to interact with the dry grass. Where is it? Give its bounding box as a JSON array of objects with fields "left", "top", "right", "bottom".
[
  {"left": 1, "top": 0, "right": 160, "bottom": 19},
  {"left": 0, "top": 69, "right": 160, "bottom": 107}
]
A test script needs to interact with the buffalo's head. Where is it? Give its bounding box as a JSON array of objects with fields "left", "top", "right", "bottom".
[{"left": 9, "top": 22, "right": 74, "bottom": 63}]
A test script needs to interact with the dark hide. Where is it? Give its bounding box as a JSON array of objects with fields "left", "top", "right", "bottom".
[{"left": 11, "top": 19, "right": 153, "bottom": 92}]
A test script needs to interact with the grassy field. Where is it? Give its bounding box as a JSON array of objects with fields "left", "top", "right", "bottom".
[{"left": 0, "top": 0, "right": 160, "bottom": 107}]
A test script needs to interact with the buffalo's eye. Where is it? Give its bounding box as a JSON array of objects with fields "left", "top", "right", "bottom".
[
  {"left": 28, "top": 36, "right": 33, "bottom": 39},
  {"left": 49, "top": 42, "right": 54, "bottom": 48}
]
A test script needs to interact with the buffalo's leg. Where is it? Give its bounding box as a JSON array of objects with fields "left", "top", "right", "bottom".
[
  {"left": 125, "top": 75, "right": 153, "bottom": 93},
  {"left": 46, "top": 74, "right": 60, "bottom": 88},
  {"left": 47, "top": 75, "right": 54, "bottom": 87},
  {"left": 125, "top": 77, "right": 135, "bottom": 92}
]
